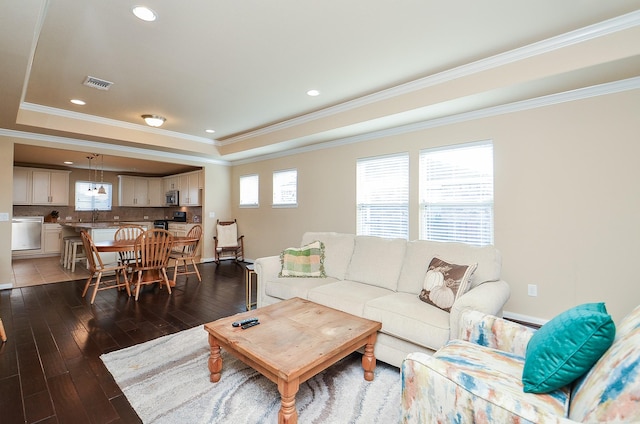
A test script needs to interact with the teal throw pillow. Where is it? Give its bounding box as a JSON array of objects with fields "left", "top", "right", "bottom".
[{"left": 522, "top": 302, "right": 615, "bottom": 393}]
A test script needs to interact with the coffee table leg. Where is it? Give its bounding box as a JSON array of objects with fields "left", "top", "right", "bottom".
[
  {"left": 208, "top": 333, "right": 223, "bottom": 383},
  {"left": 277, "top": 378, "right": 300, "bottom": 424},
  {"left": 362, "top": 332, "right": 378, "bottom": 381}
]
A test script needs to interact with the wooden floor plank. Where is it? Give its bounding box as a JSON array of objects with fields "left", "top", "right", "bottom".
[{"left": 0, "top": 260, "right": 246, "bottom": 423}]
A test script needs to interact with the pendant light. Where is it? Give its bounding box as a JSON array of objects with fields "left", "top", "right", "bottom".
[{"left": 97, "top": 154, "right": 107, "bottom": 195}]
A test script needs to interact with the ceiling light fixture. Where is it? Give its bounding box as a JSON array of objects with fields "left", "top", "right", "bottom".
[
  {"left": 205, "top": 129, "right": 216, "bottom": 134},
  {"left": 141, "top": 114, "right": 166, "bottom": 127},
  {"left": 70, "top": 99, "right": 86, "bottom": 105},
  {"left": 132, "top": 6, "right": 157, "bottom": 22},
  {"left": 307, "top": 89, "right": 320, "bottom": 97}
]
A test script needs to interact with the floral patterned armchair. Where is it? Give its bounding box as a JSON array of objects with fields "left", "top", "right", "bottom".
[{"left": 401, "top": 305, "right": 640, "bottom": 423}]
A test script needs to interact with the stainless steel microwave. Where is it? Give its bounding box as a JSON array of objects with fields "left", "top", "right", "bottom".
[{"left": 165, "top": 190, "right": 179, "bottom": 206}]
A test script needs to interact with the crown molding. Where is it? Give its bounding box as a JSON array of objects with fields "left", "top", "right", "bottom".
[
  {"left": 222, "top": 10, "right": 640, "bottom": 146},
  {"left": 19, "top": 102, "right": 218, "bottom": 145},
  {"left": 231, "top": 77, "right": 640, "bottom": 166},
  {"left": 0, "top": 127, "right": 230, "bottom": 166}
]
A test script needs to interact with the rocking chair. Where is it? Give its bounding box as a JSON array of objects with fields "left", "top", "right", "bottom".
[{"left": 213, "top": 219, "right": 244, "bottom": 263}]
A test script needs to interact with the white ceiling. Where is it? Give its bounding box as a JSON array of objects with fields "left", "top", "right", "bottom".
[{"left": 2, "top": 0, "right": 639, "bottom": 174}]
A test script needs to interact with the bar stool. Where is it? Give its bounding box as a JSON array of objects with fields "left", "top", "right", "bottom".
[
  {"left": 67, "top": 237, "right": 87, "bottom": 272},
  {"left": 61, "top": 236, "right": 76, "bottom": 267}
]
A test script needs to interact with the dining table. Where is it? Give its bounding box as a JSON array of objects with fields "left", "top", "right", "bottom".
[{"left": 94, "top": 236, "right": 199, "bottom": 286}]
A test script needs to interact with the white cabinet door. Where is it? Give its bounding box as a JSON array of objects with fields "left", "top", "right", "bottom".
[
  {"left": 179, "top": 172, "right": 201, "bottom": 206},
  {"left": 148, "top": 178, "right": 163, "bottom": 207},
  {"left": 13, "top": 167, "right": 31, "bottom": 205},
  {"left": 43, "top": 224, "right": 62, "bottom": 254},
  {"left": 49, "top": 171, "right": 69, "bottom": 205},
  {"left": 164, "top": 176, "right": 179, "bottom": 192}
]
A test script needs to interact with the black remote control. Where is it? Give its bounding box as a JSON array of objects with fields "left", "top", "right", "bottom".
[
  {"left": 241, "top": 320, "right": 260, "bottom": 329},
  {"left": 232, "top": 317, "right": 258, "bottom": 327}
]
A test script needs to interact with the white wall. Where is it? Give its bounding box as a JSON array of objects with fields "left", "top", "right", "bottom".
[{"left": 231, "top": 89, "right": 640, "bottom": 324}]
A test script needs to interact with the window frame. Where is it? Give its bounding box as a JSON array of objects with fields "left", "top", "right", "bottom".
[
  {"left": 356, "top": 152, "right": 409, "bottom": 239},
  {"left": 419, "top": 141, "right": 494, "bottom": 246},
  {"left": 272, "top": 169, "right": 298, "bottom": 208},
  {"left": 239, "top": 174, "right": 259, "bottom": 208},
  {"left": 74, "top": 180, "right": 113, "bottom": 211}
]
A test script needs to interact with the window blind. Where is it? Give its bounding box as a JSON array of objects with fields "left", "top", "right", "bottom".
[
  {"left": 273, "top": 169, "right": 297, "bottom": 206},
  {"left": 419, "top": 142, "right": 494, "bottom": 245},
  {"left": 356, "top": 153, "right": 409, "bottom": 239},
  {"left": 239, "top": 174, "right": 259, "bottom": 207}
]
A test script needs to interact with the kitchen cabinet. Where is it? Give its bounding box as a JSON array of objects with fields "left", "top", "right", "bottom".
[
  {"left": 43, "top": 223, "right": 62, "bottom": 254},
  {"left": 164, "top": 176, "right": 179, "bottom": 192},
  {"left": 13, "top": 167, "right": 70, "bottom": 205},
  {"left": 147, "top": 178, "right": 164, "bottom": 207},
  {"left": 32, "top": 170, "right": 70, "bottom": 205},
  {"left": 13, "top": 167, "right": 31, "bottom": 205},
  {"left": 168, "top": 223, "right": 197, "bottom": 237},
  {"left": 119, "top": 176, "right": 164, "bottom": 207},
  {"left": 179, "top": 171, "right": 202, "bottom": 206}
]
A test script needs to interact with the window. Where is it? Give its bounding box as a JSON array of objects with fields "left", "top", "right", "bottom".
[
  {"left": 273, "top": 169, "right": 297, "bottom": 207},
  {"left": 419, "top": 141, "right": 494, "bottom": 245},
  {"left": 75, "top": 181, "right": 113, "bottom": 211},
  {"left": 239, "top": 174, "right": 259, "bottom": 207},
  {"left": 356, "top": 153, "right": 409, "bottom": 239}
]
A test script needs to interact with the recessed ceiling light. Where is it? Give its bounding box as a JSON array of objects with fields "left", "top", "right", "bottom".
[
  {"left": 307, "top": 89, "right": 320, "bottom": 97},
  {"left": 132, "top": 6, "right": 157, "bottom": 22},
  {"left": 64, "top": 161, "right": 73, "bottom": 165},
  {"left": 70, "top": 99, "right": 86, "bottom": 105},
  {"left": 205, "top": 129, "right": 216, "bottom": 134}
]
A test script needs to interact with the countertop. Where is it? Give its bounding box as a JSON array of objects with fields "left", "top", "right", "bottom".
[{"left": 59, "top": 221, "right": 153, "bottom": 229}]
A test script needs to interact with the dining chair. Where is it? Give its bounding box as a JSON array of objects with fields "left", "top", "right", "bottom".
[
  {"left": 132, "top": 229, "right": 174, "bottom": 301},
  {"left": 114, "top": 224, "right": 144, "bottom": 276},
  {"left": 171, "top": 224, "right": 203, "bottom": 283},
  {"left": 80, "top": 230, "right": 131, "bottom": 304}
]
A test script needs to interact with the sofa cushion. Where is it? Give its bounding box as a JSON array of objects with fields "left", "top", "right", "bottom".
[
  {"left": 365, "top": 292, "right": 451, "bottom": 351},
  {"left": 307, "top": 280, "right": 394, "bottom": 317},
  {"left": 344, "top": 236, "right": 406, "bottom": 291},
  {"left": 522, "top": 303, "right": 616, "bottom": 394},
  {"left": 569, "top": 304, "right": 640, "bottom": 423},
  {"left": 279, "top": 240, "right": 326, "bottom": 277},
  {"left": 301, "top": 232, "right": 355, "bottom": 280},
  {"left": 397, "top": 240, "right": 501, "bottom": 294},
  {"left": 418, "top": 257, "right": 477, "bottom": 313},
  {"left": 265, "top": 276, "right": 338, "bottom": 301}
]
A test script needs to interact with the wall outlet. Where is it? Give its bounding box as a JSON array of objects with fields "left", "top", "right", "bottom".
[
  {"left": 527, "top": 284, "right": 538, "bottom": 297},
  {"left": 143, "top": 215, "right": 148, "bottom": 219},
  {"left": 66, "top": 216, "right": 73, "bottom": 221},
  {"left": 209, "top": 211, "right": 216, "bottom": 218},
  {"left": 113, "top": 215, "right": 119, "bottom": 220}
]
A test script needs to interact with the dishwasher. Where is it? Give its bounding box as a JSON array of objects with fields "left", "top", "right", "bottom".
[{"left": 11, "top": 216, "right": 44, "bottom": 251}]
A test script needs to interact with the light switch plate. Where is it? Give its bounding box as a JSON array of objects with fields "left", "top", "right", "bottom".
[{"left": 0, "top": 212, "right": 8, "bottom": 221}]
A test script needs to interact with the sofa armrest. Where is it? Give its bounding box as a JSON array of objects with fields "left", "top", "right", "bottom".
[
  {"left": 449, "top": 279, "right": 510, "bottom": 341},
  {"left": 457, "top": 309, "right": 536, "bottom": 356},
  {"left": 254, "top": 255, "right": 280, "bottom": 307}
]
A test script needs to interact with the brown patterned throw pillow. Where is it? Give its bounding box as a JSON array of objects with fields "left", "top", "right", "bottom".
[{"left": 418, "top": 257, "right": 478, "bottom": 312}]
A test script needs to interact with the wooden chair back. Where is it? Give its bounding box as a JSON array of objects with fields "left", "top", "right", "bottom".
[{"left": 134, "top": 229, "right": 174, "bottom": 271}]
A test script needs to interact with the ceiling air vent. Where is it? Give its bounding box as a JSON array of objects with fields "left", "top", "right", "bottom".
[{"left": 83, "top": 76, "right": 114, "bottom": 91}]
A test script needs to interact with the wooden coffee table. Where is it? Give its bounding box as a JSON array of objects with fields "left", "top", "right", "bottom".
[{"left": 204, "top": 297, "right": 382, "bottom": 424}]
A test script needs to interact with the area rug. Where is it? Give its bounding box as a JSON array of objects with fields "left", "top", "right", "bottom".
[{"left": 101, "top": 326, "right": 401, "bottom": 423}]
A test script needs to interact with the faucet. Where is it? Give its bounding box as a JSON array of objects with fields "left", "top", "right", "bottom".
[{"left": 92, "top": 209, "right": 99, "bottom": 223}]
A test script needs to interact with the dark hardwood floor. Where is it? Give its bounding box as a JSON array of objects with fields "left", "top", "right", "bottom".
[{"left": 0, "top": 261, "right": 249, "bottom": 424}]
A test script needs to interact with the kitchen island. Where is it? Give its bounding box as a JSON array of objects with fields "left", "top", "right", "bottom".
[{"left": 60, "top": 221, "right": 152, "bottom": 267}]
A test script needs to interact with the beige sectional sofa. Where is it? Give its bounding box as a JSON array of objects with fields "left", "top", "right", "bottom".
[{"left": 254, "top": 232, "right": 511, "bottom": 368}]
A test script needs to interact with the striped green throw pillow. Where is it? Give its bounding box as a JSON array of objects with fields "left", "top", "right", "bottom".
[{"left": 279, "top": 241, "right": 326, "bottom": 277}]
